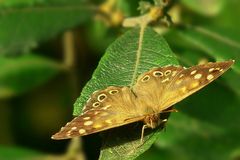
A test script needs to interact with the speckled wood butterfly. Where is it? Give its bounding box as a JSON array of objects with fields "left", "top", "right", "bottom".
[{"left": 52, "top": 60, "right": 234, "bottom": 141}]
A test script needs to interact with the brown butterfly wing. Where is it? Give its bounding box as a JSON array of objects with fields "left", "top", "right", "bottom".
[
  {"left": 133, "top": 60, "right": 234, "bottom": 113},
  {"left": 133, "top": 65, "right": 184, "bottom": 112},
  {"left": 52, "top": 86, "right": 145, "bottom": 140},
  {"left": 160, "top": 60, "right": 234, "bottom": 110}
]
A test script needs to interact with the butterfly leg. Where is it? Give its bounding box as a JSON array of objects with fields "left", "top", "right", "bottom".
[
  {"left": 141, "top": 124, "right": 148, "bottom": 143},
  {"left": 161, "top": 119, "right": 168, "bottom": 132}
]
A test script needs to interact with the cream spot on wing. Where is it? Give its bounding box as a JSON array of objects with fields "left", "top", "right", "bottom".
[
  {"left": 141, "top": 75, "right": 150, "bottom": 82},
  {"left": 105, "top": 119, "right": 112, "bottom": 124},
  {"left": 94, "top": 111, "right": 100, "bottom": 115},
  {"left": 180, "top": 86, "right": 187, "bottom": 93},
  {"left": 94, "top": 124, "right": 102, "bottom": 128},
  {"left": 93, "top": 102, "right": 100, "bottom": 108},
  {"left": 71, "top": 127, "right": 77, "bottom": 130},
  {"left": 209, "top": 68, "right": 215, "bottom": 72},
  {"left": 190, "top": 81, "right": 199, "bottom": 88},
  {"left": 66, "top": 122, "right": 70, "bottom": 126},
  {"left": 82, "top": 106, "right": 86, "bottom": 110},
  {"left": 153, "top": 71, "right": 163, "bottom": 77},
  {"left": 176, "top": 79, "right": 182, "bottom": 85},
  {"left": 83, "top": 117, "right": 90, "bottom": 120},
  {"left": 207, "top": 74, "right": 214, "bottom": 80},
  {"left": 98, "top": 94, "right": 107, "bottom": 102},
  {"left": 220, "top": 69, "right": 223, "bottom": 72},
  {"left": 79, "top": 129, "right": 86, "bottom": 134},
  {"left": 61, "top": 127, "right": 64, "bottom": 131},
  {"left": 194, "top": 74, "right": 202, "bottom": 79},
  {"left": 180, "top": 74, "right": 184, "bottom": 78},
  {"left": 84, "top": 121, "right": 93, "bottom": 126},
  {"left": 164, "top": 70, "right": 171, "bottom": 76},
  {"left": 172, "top": 71, "right": 177, "bottom": 77},
  {"left": 190, "top": 70, "right": 197, "bottom": 75},
  {"left": 161, "top": 78, "right": 169, "bottom": 83},
  {"left": 102, "top": 105, "right": 111, "bottom": 110}
]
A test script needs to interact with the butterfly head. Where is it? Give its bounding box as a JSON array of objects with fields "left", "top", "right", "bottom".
[{"left": 143, "top": 114, "right": 161, "bottom": 129}]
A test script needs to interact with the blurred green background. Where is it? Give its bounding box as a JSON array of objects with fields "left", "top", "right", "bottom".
[{"left": 0, "top": 0, "right": 240, "bottom": 160}]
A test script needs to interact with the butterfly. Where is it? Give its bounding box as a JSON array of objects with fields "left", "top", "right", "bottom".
[{"left": 51, "top": 60, "right": 234, "bottom": 141}]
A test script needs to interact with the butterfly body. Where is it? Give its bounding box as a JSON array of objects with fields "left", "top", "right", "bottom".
[
  {"left": 52, "top": 60, "right": 234, "bottom": 140},
  {"left": 143, "top": 113, "right": 162, "bottom": 129}
]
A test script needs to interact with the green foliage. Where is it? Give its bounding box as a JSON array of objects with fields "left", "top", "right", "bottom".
[
  {"left": 0, "top": 1, "right": 92, "bottom": 55},
  {"left": 175, "top": 26, "right": 240, "bottom": 73},
  {"left": 0, "top": 54, "right": 61, "bottom": 98},
  {"left": 180, "top": 0, "right": 225, "bottom": 16},
  {"left": 0, "top": 146, "right": 40, "bottom": 160}
]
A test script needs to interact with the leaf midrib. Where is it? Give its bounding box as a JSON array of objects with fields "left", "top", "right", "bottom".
[{"left": 130, "top": 25, "right": 146, "bottom": 87}]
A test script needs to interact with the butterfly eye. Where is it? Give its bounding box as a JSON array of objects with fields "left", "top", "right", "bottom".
[
  {"left": 98, "top": 94, "right": 107, "bottom": 102},
  {"left": 153, "top": 71, "right": 163, "bottom": 77},
  {"left": 164, "top": 70, "right": 171, "bottom": 76},
  {"left": 93, "top": 102, "right": 100, "bottom": 107},
  {"left": 141, "top": 75, "right": 150, "bottom": 82},
  {"left": 109, "top": 90, "right": 119, "bottom": 95}
]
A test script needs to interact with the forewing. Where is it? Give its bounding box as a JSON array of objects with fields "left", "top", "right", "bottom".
[
  {"left": 160, "top": 60, "right": 234, "bottom": 110},
  {"left": 52, "top": 86, "right": 144, "bottom": 140},
  {"left": 133, "top": 60, "right": 234, "bottom": 113},
  {"left": 133, "top": 65, "right": 184, "bottom": 112}
]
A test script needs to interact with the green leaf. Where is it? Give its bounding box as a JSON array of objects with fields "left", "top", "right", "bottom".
[
  {"left": 0, "top": 2, "right": 92, "bottom": 55},
  {"left": 0, "top": 0, "right": 41, "bottom": 7},
  {"left": 180, "top": 0, "right": 225, "bottom": 16},
  {"left": 0, "top": 146, "right": 40, "bottom": 160},
  {"left": 174, "top": 25, "right": 240, "bottom": 73},
  {"left": 73, "top": 27, "right": 178, "bottom": 159},
  {"left": 0, "top": 54, "right": 61, "bottom": 98}
]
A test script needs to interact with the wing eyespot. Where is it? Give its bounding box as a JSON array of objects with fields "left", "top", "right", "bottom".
[
  {"left": 153, "top": 71, "right": 163, "bottom": 77},
  {"left": 141, "top": 75, "right": 150, "bottom": 82},
  {"left": 98, "top": 94, "right": 107, "bottom": 102},
  {"left": 93, "top": 102, "right": 100, "bottom": 108},
  {"left": 109, "top": 90, "right": 119, "bottom": 95},
  {"left": 164, "top": 70, "right": 171, "bottom": 76}
]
